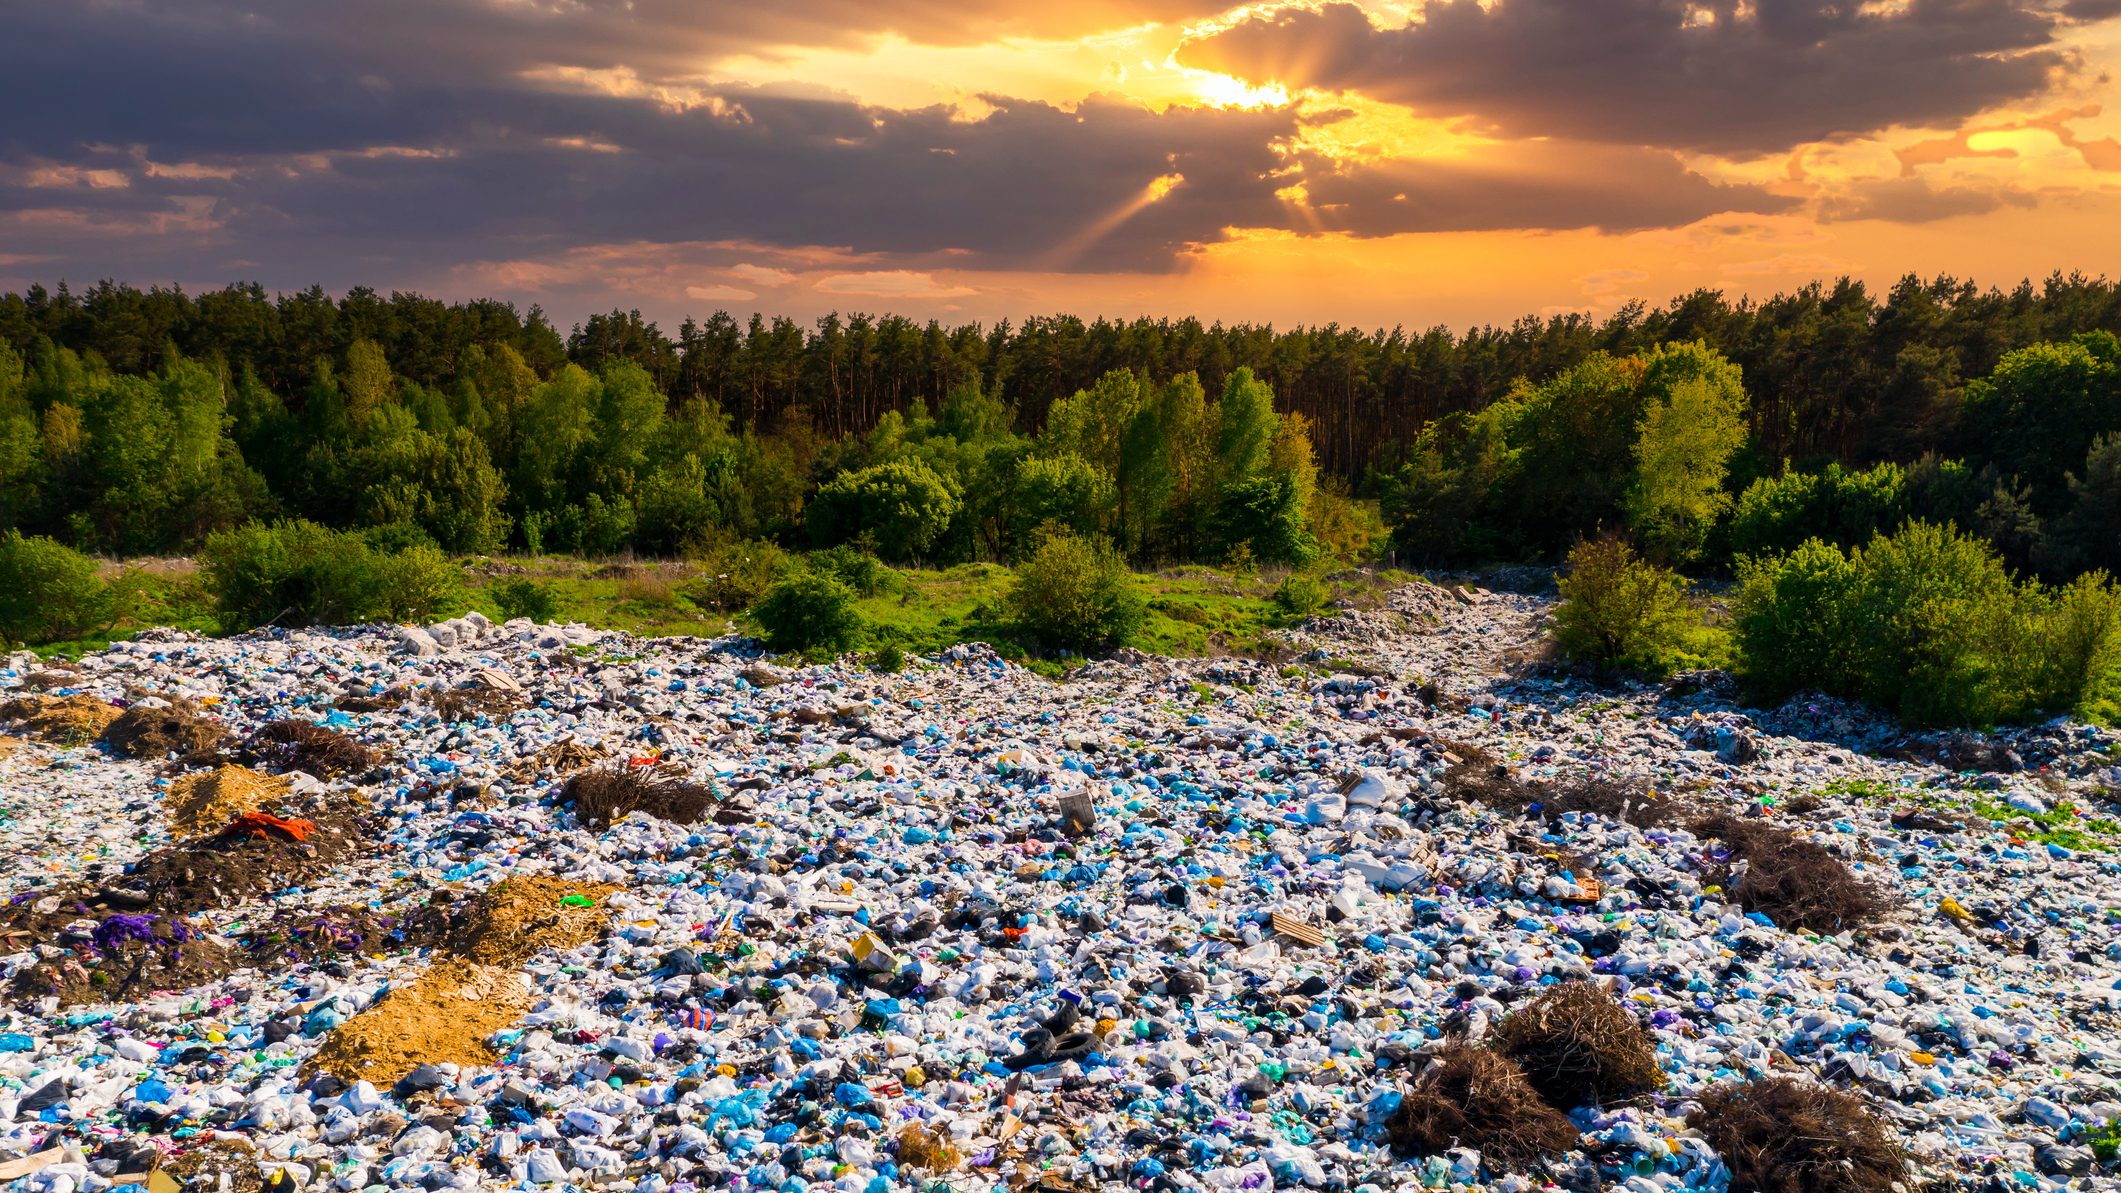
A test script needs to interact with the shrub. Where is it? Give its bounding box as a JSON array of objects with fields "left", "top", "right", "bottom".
[
  {"left": 488, "top": 577, "right": 560, "bottom": 623},
  {"left": 1550, "top": 538, "right": 1703, "bottom": 675},
  {"left": 681, "top": 537, "right": 790, "bottom": 612},
  {"left": 1488, "top": 982, "right": 1663, "bottom": 1110},
  {"left": 1006, "top": 531, "right": 1145, "bottom": 650},
  {"left": 870, "top": 643, "right": 907, "bottom": 673},
  {"left": 807, "top": 459, "right": 960, "bottom": 561},
  {"left": 1851, "top": 519, "right": 2022, "bottom": 725},
  {"left": 1688, "top": 1078, "right": 1908, "bottom": 1193},
  {"left": 1273, "top": 572, "right": 1332, "bottom": 618},
  {"left": 359, "top": 522, "right": 439, "bottom": 555},
  {"left": 0, "top": 531, "right": 109, "bottom": 645},
  {"left": 1384, "top": 1044, "right": 1578, "bottom": 1167},
  {"left": 1005, "top": 453, "right": 1115, "bottom": 552},
  {"left": 1214, "top": 472, "right": 1319, "bottom": 565},
  {"left": 199, "top": 520, "right": 461, "bottom": 629},
  {"left": 1726, "top": 462, "right": 1909, "bottom": 560},
  {"left": 371, "top": 544, "right": 461, "bottom": 622},
  {"left": 810, "top": 544, "right": 893, "bottom": 597},
  {"left": 1730, "top": 538, "right": 1865, "bottom": 701},
  {"left": 2027, "top": 571, "right": 2121, "bottom": 722},
  {"left": 751, "top": 572, "right": 865, "bottom": 654},
  {"left": 1733, "top": 521, "right": 2059, "bottom": 726},
  {"left": 199, "top": 520, "right": 379, "bottom": 629}
]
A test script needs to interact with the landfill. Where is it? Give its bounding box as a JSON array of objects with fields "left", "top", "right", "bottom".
[{"left": 0, "top": 581, "right": 2118, "bottom": 1193}]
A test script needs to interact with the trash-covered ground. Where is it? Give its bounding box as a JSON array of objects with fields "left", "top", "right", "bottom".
[{"left": 2, "top": 579, "right": 2121, "bottom": 1193}]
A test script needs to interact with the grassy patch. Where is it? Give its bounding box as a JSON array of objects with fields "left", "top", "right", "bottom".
[
  {"left": 1814, "top": 776, "right": 2121, "bottom": 852},
  {"left": 1967, "top": 797, "right": 2121, "bottom": 852},
  {"left": 32, "top": 553, "right": 1400, "bottom": 669}
]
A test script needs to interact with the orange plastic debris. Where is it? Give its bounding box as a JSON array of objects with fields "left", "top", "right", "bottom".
[{"left": 222, "top": 812, "right": 318, "bottom": 842}]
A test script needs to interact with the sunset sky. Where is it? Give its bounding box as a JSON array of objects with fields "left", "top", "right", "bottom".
[{"left": 4, "top": 0, "right": 2120, "bottom": 330}]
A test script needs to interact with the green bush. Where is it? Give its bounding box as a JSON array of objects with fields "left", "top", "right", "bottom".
[
  {"left": 806, "top": 459, "right": 960, "bottom": 561},
  {"left": 1007, "top": 530, "right": 1144, "bottom": 650},
  {"left": 1726, "top": 463, "right": 1909, "bottom": 560},
  {"left": 200, "top": 520, "right": 375, "bottom": 629},
  {"left": 198, "top": 519, "right": 462, "bottom": 630},
  {"left": 1551, "top": 538, "right": 1704, "bottom": 675},
  {"left": 1732, "top": 521, "right": 2121, "bottom": 726},
  {"left": 1273, "top": 572, "right": 1332, "bottom": 618},
  {"left": 870, "top": 643, "right": 907, "bottom": 673},
  {"left": 2028, "top": 572, "right": 2121, "bottom": 723},
  {"left": 488, "top": 577, "right": 560, "bottom": 623},
  {"left": 680, "top": 537, "right": 791, "bottom": 612},
  {"left": 809, "top": 544, "right": 893, "bottom": 597},
  {"left": 359, "top": 522, "right": 440, "bottom": 555},
  {"left": 751, "top": 572, "right": 865, "bottom": 654},
  {"left": 0, "top": 531, "right": 109, "bottom": 645},
  {"left": 371, "top": 544, "right": 461, "bottom": 622},
  {"left": 1851, "top": 520, "right": 2023, "bottom": 725},
  {"left": 1730, "top": 538, "right": 1864, "bottom": 700},
  {"left": 1005, "top": 453, "right": 1115, "bottom": 553}
]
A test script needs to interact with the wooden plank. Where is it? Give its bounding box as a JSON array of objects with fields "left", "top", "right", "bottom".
[{"left": 1270, "top": 912, "right": 1325, "bottom": 948}]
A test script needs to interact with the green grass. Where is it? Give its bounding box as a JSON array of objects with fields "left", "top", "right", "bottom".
[
  {"left": 1813, "top": 776, "right": 2121, "bottom": 852},
  {"left": 26, "top": 552, "right": 1412, "bottom": 672},
  {"left": 1967, "top": 796, "right": 2121, "bottom": 852}
]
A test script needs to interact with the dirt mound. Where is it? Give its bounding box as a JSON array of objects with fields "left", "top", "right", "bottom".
[
  {"left": 1689, "top": 1078, "right": 1910, "bottom": 1193},
  {"left": 427, "top": 875, "right": 618, "bottom": 967},
  {"left": 165, "top": 766, "right": 292, "bottom": 837},
  {"left": 0, "top": 798, "right": 374, "bottom": 943},
  {"left": 244, "top": 720, "right": 379, "bottom": 776},
  {"left": 1385, "top": 1044, "right": 1578, "bottom": 1168},
  {"left": 308, "top": 959, "right": 531, "bottom": 1085},
  {"left": 1488, "top": 982, "right": 1663, "bottom": 1110},
  {"left": 119, "top": 801, "right": 369, "bottom": 913},
  {"left": 1694, "top": 813, "right": 1886, "bottom": 935},
  {"left": 1, "top": 694, "right": 120, "bottom": 746},
  {"left": 9, "top": 914, "right": 232, "bottom": 1007},
  {"left": 100, "top": 699, "right": 228, "bottom": 761},
  {"left": 237, "top": 905, "right": 414, "bottom": 970},
  {"left": 564, "top": 766, "right": 718, "bottom": 829},
  {"left": 17, "top": 667, "right": 81, "bottom": 692}
]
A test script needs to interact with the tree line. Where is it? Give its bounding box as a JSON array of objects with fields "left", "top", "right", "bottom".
[
  {"left": 7, "top": 272, "right": 2121, "bottom": 482},
  {"left": 0, "top": 275, "right": 2115, "bottom": 581}
]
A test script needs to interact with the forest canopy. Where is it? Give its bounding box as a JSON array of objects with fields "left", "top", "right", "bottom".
[{"left": 0, "top": 274, "right": 2117, "bottom": 581}]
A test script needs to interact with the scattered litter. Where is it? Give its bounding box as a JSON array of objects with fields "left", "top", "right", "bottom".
[{"left": 0, "top": 592, "right": 2114, "bottom": 1191}]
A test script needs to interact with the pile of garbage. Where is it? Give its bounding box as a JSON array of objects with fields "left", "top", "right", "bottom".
[{"left": 0, "top": 582, "right": 2118, "bottom": 1193}]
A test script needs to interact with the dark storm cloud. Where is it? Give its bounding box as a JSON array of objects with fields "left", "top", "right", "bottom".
[
  {"left": 1814, "top": 176, "right": 2041, "bottom": 222},
  {"left": 1182, "top": 0, "right": 2082, "bottom": 155},
  {"left": 0, "top": 0, "right": 1793, "bottom": 281},
  {"left": 1293, "top": 141, "right": 1797, "bottom": 236}
]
